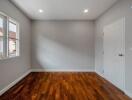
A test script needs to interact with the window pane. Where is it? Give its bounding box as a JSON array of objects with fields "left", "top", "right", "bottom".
[
  {"left": 9, "top": 21, "right": 17, "bottom": 39},
  {"left": 0, "top": 17, "right": 4, "bottom": 59},
  {"left": 8, "top": 20, "right": 19, "bottom": 57},
  {"left": 0, "top": 37, "right": 4, "bottom": 58},
  {"left": 8, "top": 38, "right": 17, "bottom": 57},
  {"left": 0, "top": 17, "right": 4, "bottom": 36}
]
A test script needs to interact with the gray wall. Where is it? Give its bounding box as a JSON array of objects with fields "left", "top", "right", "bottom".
[
  {"left": 95, "top": 0, "right": 132, "bottom": 94},
  {"left": 32, "top": 21, "right": 95, "bottom": 71},
  {"left": 0, "top": 0, "right": 31, "bottom": 90}
]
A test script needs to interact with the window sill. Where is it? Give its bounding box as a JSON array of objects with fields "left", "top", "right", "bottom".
[{"left": 0, "top": 55, "right": 20, "bottom": 61}]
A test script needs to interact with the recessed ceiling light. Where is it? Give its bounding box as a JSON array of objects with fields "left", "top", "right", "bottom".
[
  {"left": 84, "top": 9, "right": 89, "bottom": 13},
  {"left": 131, "top": 6, "right": 132, "bottom": 8},
  {"left": 38, "top": 9, "right": 44, "bottom": 13}
]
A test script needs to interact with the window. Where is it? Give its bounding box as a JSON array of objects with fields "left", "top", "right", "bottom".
[{"left": 0, "top": 12, "right": 19, "bottom": 60}]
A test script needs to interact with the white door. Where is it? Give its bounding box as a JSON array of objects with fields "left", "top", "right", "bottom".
[{"left": 103, "top": 18, "right": 125, "bottom": 91}]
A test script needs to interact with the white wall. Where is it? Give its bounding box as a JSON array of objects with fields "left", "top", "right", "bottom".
[
  {"left": 95, "top": 0, "right": 132, "bottom": 95},
  {"left": 0, "top": 0, "right": 31, "bottom": 90},
  {"left": 32, "top": 21, "right": 95, "bottom": 71}
]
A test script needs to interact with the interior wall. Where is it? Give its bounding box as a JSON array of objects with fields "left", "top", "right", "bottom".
[
  {"left": 31, "top": 20, "right": 95, "bottom": 71},
  {"left": 0, "top": 0, "right": 132, "bottom": 97},
  {"left": 95, "top": 0, "right": 132, "bottom": 95},
  {"left": 0, "top": 0, "right": 31, "bottom": 91}
]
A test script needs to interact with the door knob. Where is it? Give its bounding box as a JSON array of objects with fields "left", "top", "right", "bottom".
[{"left": 118, "top": 54, "right": 124, "bottom": 56}]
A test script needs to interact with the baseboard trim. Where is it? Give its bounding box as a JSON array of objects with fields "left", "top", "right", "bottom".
[
  {"left": 95, "top": 70, "right": 104, "bottom": 78},
  {"left": 31, "top": 69, "right": 95, "bottom": 72},
  {"left": 0, "top": 68, "right": 94, "bottom": 96},
  {"left": 0, "top": 69, "right": 31, "bottom": 96},
  {"left": 124, "top": 90, "right": 132, "bottom": 98},
  {"left": 1, "top": 68, "right": 131, "bottom": 98},
  {"left": 95, "top": 70, "right": 132, "bottom": 98}
]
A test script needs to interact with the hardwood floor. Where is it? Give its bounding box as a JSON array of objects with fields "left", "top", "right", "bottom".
[{"left": 0, "top": 72, "right": 131, "bottom": 100}]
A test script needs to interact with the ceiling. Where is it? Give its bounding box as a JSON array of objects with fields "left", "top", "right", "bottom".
[{"left": 11, "top": 0, "right": 118, "bottom": 20}]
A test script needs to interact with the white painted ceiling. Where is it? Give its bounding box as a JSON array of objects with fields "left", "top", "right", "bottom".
[{"left": 11, "top": 0, "right": 118, "bottom": 20}]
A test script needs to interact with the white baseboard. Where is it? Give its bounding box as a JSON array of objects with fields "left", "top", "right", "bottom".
[
  {"left": 95, "top": 70, "right": 132, "bottom": 98},
  {"left": 124, "top": 90, "right": 132, "bottom": 98},
  {"left": 0, "top": 69, "right": 31, "bottom": 96},
  {"left": 0, "top": 68, "right": 94, "bottom": 96},
  {"left": 95, "top": 70, "right": 104, "bottom": 78},
  {"left": 1, "top": 68, "right": 131, "bottom": 98},
  {"left": 31, "top": 68, "right": 95, "bottom": 72}
]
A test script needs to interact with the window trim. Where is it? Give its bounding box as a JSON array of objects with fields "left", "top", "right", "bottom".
[{"left": 0, "top": 11, "right": 20, "bottom": 60}]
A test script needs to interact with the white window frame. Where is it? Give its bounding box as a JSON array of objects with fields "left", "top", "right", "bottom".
[{"left": 0, "top": 11, "right": 20, "bottom": 60}]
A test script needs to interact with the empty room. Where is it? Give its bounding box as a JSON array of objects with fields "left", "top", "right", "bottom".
[{"left": 0, "top": 0, "right": 132, "bottom": 99}]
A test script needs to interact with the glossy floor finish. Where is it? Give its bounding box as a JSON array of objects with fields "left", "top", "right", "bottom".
[{"left": 0, "top": 72, "right": 131, "bottom": 100}]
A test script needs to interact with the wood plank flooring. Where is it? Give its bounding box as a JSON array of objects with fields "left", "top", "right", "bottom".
[{"left": 0, "top": 72, "right": 131, "bottom": 100}]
